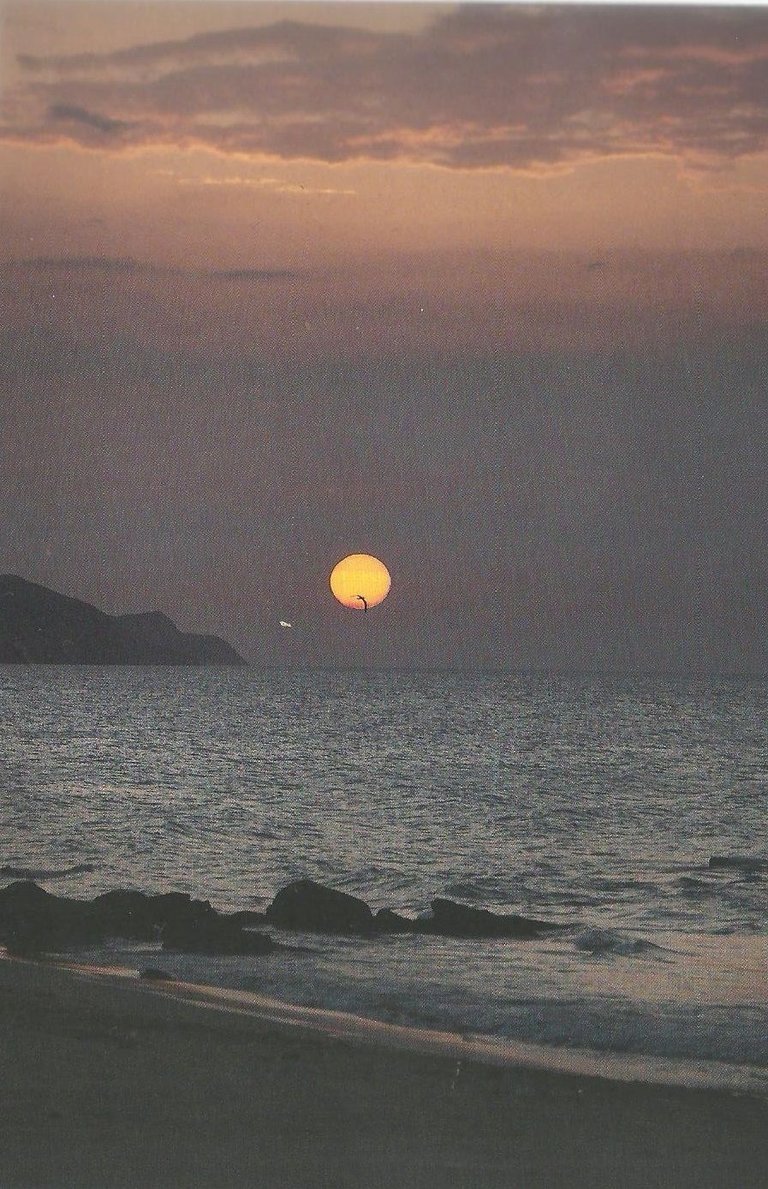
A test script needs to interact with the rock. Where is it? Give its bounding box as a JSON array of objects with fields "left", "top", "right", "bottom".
[
  {"left": 162, "top": 916, "right": 275, "bottom": 955},
  {"left": 149, "top": 892, "right": 216, "bottom": 932},
  {"left": 422, "top": 898, "right": 566, "bottom": 940},
  {"left": 0, "top": 882, "right": 226, "bottom": 954},
  {"left": 0, "top": 881, "right": 104, "bottom": 953},
  {"left": 91, "top": 890, "right": 157, "bottom": 939},
  {"left": 374, "top": 908, "right": 419, "bottom": 934},
  {"left": 89, "top": 890, "right": 216, "bottom": 940},
  {"left": 266, "top": 880, "right": 374, "bottom": 934},
  {"left": 224, "top": 910, "right": 269, "bottom": 928},
  {"left": 0, "top": 878, "right": 51, "bottom": 918},
  {"left": 0, "top": 881, "right": 55, "bottom": 953}
]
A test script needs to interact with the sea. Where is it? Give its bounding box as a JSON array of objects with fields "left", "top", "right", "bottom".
[{"left": 1, "top": 666, "right": 766, "bottom": 1091}]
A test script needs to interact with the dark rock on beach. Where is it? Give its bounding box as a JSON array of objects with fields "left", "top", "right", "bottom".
[
  {"left": 0, "top": 878, "right": 570, "bottom": 954},
  {"left": 151, "top": 892, "right": 216, "bottom": 933},
  {"left": 0, "top": 881, "right": 105, "bottom": 954},
  {"left": 90, "top": 890, "right": 159, "bottom": 940},
  {"left": 264, "top": 883, "right": 566, "bottom": 940},
  {"left": 374, "top": 908, "right": 418, "bottom": 933},
  {"left": 162, "top": 916, "right": 275, "bottom": 956},
  {"left": 266, "top": 879, "right": 375, "bottom": 934},
  {"left": 224, "top": 910, "right": 269, "bottom": 929},
  {"left": 0, "top": 882, "right": 252, "bottom": 955},
  {"left": 419, "top": 898, "right": 569, "bottom": 940},
  {"left": 90, "top": 889, "right": 215, "bottom": 941}
]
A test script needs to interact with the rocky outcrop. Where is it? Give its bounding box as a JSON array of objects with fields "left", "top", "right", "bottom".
[
  {"left": 161, "top": 915, "right": 275, "bottom": 955},
  {"left": 90, "top": 889, "right": 215, "bottom": 941},
  {"left": 0, "top": 878, "right": 571, "bottom": 954},
  {"left": 417, "top": 898, "right": 568, "bottom": 939},
  {"left": 0, "top": 882, "right": 271, "bottom": 956},
  {"left": 89, "top": 889, "right": 160, "bottom": 940},
  {"left": 224, "top": 910, "right": 269, "bottom": 929},
  {"left": 374, "top": 908, "right": 418, "bottom": 933},
  {"left": 266, "top": 879, "right": 375, "bottom": 934},
  {"left": 0, "top": 881, "right": 104, "bottom": 954},
  {"left": 0, "top": 575, "right": 245, "bottom": 665},
  {"left": 264, "top": 882, "right": 566, "bottom": 940}
]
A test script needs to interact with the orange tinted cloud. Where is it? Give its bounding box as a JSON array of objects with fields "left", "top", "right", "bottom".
[{"left": 3, "top": 6, "right": 768, "bottom": 170}]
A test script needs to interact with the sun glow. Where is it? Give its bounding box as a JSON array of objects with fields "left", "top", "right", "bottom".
[{"left": 330, "top": 554, "right": 391, "bottom": 611}]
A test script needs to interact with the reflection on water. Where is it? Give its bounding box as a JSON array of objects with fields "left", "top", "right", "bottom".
[{"left": 1, "top": 666, "right": 766, "bottom": 1070}]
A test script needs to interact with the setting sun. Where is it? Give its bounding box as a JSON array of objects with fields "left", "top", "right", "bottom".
[{"left": 330, "top": 554, "right": 391, "bottom": 611}]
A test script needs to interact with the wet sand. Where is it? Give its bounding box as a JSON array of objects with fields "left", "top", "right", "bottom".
[{"left": 1, "top": 955, "right": 766, "bottom": 1188}]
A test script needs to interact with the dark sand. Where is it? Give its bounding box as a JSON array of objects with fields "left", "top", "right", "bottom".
[{"left": 1, "top": 956, "right": 766, "bottom": 1188}]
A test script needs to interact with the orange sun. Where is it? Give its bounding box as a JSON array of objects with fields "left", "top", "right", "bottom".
[{"left": 330, "top": 554, "right": 391, "bottom": 611}]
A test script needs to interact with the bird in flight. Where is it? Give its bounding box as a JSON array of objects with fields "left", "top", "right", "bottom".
[{"left": 279, "top": 620, "right": 293, "bottom": 628}]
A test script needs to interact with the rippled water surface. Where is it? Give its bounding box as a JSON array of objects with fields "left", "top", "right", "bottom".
[{"left": 2, "top": 667, "right": 766, "bottom": 1074}]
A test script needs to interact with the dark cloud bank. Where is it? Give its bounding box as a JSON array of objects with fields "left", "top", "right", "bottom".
[{"left": 5, "top": 6, "right": 768, "bottom": 169}]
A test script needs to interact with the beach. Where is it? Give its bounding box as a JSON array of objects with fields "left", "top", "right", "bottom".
[
  {"left": 1, "top": 955, "right": 766, "bottom": 1189},
  {"left": 5, "top": 0, "right": 768, "bottom": 1182}
]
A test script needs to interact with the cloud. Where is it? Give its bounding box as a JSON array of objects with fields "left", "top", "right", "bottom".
[
  {"left": 0, "top": 256, "right": 300, "bottom": 283},
  {"left": 47, "top": 103, "right": 131, "bottom": 138},
  {"left": 175, "top": 174, "right": 356, "bottom": 196},
  {"left": 206, "top": 267, "right": 298, "bottom": 281},
  {"left": 4, "top": 7, "right": 768, "bottom": 170},
  {"left": 1, "top": 255, "right": 154, "bottom": 274}
]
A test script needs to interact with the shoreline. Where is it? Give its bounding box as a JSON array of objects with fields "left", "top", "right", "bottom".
[
  {"left": 2, "top": 955, "right": 768, "bottom": 1188},
  {"left": 25, "top": 954, "right": 768, "bottom": 1099}
]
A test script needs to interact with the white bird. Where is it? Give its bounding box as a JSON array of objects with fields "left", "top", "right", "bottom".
[{"left": 279, "top": 620, "right": 292, "bottom": 629}]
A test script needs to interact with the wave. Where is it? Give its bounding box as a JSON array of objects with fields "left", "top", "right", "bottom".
[
  {"left": 674, "top": 873, "right": 760, "bottom": 897},
  {"left": 676, "top": 875, "right": 737, "bottom": 895},
  {"left": 442, "top": 876, "right": 523, "bottom": 903},
  {"left": 0, "top": 862, "right": 98, "bottom": 881},
  {"left": 708, "top": 855, "right": 767, "bottom": 874},
  {"left": 21, "top": 956, "right": 768, "bottom": 1098},
  {"left": 573, "top": 928, "right": 664, "bottom": 957},
  {"left": 585, "top": 877, "right": 662, "bottom": 894}
]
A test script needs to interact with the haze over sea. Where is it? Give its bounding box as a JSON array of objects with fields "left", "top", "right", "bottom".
[{"left": 2, "top": 667, "right": 766, "bottom": 1086}]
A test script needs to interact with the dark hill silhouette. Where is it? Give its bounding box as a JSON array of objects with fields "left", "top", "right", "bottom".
[{"left": 0, "top": 575, "right": 246, "bottom": 664}]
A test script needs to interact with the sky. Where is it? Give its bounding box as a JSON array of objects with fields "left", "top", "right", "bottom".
[{"left": 1, "top": 1, "right": 768, "bottom": 671}]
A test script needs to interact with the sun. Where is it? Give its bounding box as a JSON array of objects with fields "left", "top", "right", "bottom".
[{"left": 330, "top": 554, "right": 391, "bottom": 611}]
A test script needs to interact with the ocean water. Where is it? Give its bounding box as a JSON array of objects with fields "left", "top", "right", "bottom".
[{"left": 1, "top": 666, "right": 766, "bottom": 1084}]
